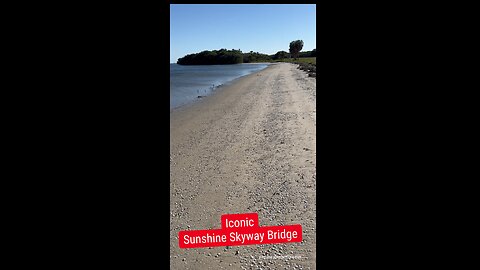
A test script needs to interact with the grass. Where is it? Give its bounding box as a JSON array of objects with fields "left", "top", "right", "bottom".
[{"left": 274, "top": 57, "right": 316, "bottom": 66}]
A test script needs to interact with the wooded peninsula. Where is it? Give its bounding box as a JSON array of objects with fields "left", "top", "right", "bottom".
[{"left": 177, "top": 48, "right": 316, "bottom": 65}]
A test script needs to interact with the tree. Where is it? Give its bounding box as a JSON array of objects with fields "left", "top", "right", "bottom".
[
  {"left": 273, "top": 51, "right": 289, "bottom": 60},
  {"left": 289, "top": 40, "right": 304, "bottom": 60}
]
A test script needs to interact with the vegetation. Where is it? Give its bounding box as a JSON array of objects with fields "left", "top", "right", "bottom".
[
  {"left": 176, "top": 39, "right": 317, "bottom": 77},
  {"left": 271, "top": 49, "right": 315, "bottom": 60},
  {"left": 243, "top": 51, "right": 272, "bottom": 63},
  {"left": 274, "top": 57, "right": 316, "bottom": 65},
  {"left": 176, "top": 42, "right": 316, "bottom": 66},
  {"left": 272, "top": 51, "right": 289, "bottom": 60},
  {"left": 298, "top": 49, "right": 316, "bottom": 58},
  {"left": 177, "top": 49, "right": 243, "bottom": 65},
  {"left": 289, "top": 40, "right": 304, "bottom": 59},
  {"left": 274, "top": 57, "right": 316, "bottom": 78},
  {"left": 277, "top": 40, "right": 315, "bottom": 77}
]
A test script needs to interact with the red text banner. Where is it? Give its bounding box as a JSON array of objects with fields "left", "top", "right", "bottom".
[
  {"left": 179, "top": 213, "right": 302, "bottom": 249},
  {"left": 221, "top": 213, "right": 258, "bottom": 229}
]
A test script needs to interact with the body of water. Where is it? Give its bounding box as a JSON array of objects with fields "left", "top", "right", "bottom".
[{"left": 170, "top": 63, "right": 269, "bottom": 110}]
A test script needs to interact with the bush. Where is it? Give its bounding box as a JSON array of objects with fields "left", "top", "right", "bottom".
[{"left": 273, "top": 51, "right": 289, "bottom": 60}]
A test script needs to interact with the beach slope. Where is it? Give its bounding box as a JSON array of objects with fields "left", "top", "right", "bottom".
[{"left": 170, "top": 63, "right": 316, "bottom": 269}]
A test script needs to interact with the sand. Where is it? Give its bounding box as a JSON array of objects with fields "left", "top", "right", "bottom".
[{"left": 170, "top": 63, "right": 316, "bottom": 269}]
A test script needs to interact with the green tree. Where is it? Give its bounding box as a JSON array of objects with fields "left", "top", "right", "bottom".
[
  {"left": 273, "top": 51, "right": 289, "bottom": 60},
  {"left": 289, "top": 40, "right": 304, "bottom": 60}
]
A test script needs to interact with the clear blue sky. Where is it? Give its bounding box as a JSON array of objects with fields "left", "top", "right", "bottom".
[{"left": 170, "top": 4, "right": 316, "bottom": 63}]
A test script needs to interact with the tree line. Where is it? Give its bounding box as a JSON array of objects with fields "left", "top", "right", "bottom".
[
  {"left": 177, "top": 49, "right": 244, "bottom": 65},
  {"left": 177, "top": 40, "right": 316, "bottom": 65},
  {"left": 273, "top": 49, "right": 316, "bottom": 60}
]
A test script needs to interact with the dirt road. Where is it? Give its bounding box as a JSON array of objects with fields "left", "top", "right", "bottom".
[{"left": 170, "top": 63, "right": 316, "bottom": 269}]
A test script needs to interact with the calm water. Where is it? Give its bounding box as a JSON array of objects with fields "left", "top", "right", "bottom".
[{"left": 170, "top": 63, "right": 269, "bottom": 110}]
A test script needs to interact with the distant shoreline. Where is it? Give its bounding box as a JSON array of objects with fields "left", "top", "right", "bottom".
[
  {"left": 170, "top": 63, "right": 275, "bottom": 115},
  {"left": 170, "top": 63, "right": 274, "bottom": 113},
  {"left": 170, "top": 62, "right": 272, "bottom": 65}
]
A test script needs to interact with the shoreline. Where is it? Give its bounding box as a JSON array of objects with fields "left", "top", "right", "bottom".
[
  {"left": 169, "top": 63, "right": 276, "bottom": 115},
  {"left": 170, "top": 62, "right": 316, "bottom": 269}
]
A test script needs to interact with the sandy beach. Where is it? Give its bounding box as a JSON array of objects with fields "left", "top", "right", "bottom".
[{"left": 170, "top": 63, "right": 316, "bottom": 269}]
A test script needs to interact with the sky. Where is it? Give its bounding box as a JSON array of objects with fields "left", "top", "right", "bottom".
[{"left": 170, "top": 4, "right": 316, "bottom": 63}]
